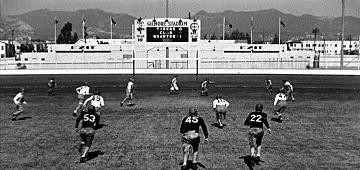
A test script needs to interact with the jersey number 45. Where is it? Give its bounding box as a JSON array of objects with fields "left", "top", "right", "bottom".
[{"left": 185, "top": 117, "right": 199, "bottom": 123}]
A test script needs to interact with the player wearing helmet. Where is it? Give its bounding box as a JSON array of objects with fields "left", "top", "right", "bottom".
[
  {"left": 244, "top": 104, "right": 271, "bottom": 166},
  {"left": 281, "top": 80, "right": 295, "bottom": 102},
  {"left": 12, "top": 88, "right": 27, "bottom": 121},
  {"left": 274, "top": 89, "right": 288, "bottom": 122},
  {"left": 180, "top": 107, "right": 209, "bottom": 169},
  {"left": 212, "top": 95, "right": 230, "bottom": 127},
  {"left": 121, "top": 78, "right": 135, "bottom": 106},
  {"left": 74, "top": 82, "right": 91, "bottom": 116},
  {"left": 83, "top": 90, "right": 104, "bottom": 126},
  {"left": 75, "top": 105, "right": 100, "bottom": 163},
  {"left": 200, "top": 78, "right": 213, "bottom": 96},
  {"left": 170, "top": 75, "right": 179, "bottom": 94}
]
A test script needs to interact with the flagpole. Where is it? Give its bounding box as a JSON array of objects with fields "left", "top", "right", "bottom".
[
  {"left": 222, "top": 17, "right": 225, "bottom": 41},
  {"left": 82, "top": 17, "right": 85, "bottom": 40},
  {"left": 110, "top": 17, "right": 112, "bottom": 39},
  {"left": 250, "top": 16, "right": 253, "bottom": 44},
  {"left": 278, "top": 17, "right": 281, "bottom": 44},
  {"left": 54, "top": 19, "right": 57, "bottom": 44}
]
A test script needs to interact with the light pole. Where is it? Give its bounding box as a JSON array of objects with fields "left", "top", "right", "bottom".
[
  {"left": 340, "top": 0, "right": 345, "bottom": 69},
  {"left": 11, "top": 29, "right": 14, "bottom": 44}
]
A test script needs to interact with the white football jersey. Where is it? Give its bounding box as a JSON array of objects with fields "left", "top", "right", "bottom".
[
  {"left": 76, "top": 86, "right": 90, "bottom": 95},
  {"left": 213, "top": 99, "right": 230, "bottom": 109},
  {"left": 13, "top": 92, "right": 24, "bottom": 104},
  {"left": 284, "top": 81, "right": 293, "bottom": 91},
  {"left": 201, "top": 81, "right": 207, "bottom": 88},
  {"left": 127, "top": 81, "right": 134, "bottom": 92},
  {"left": 85, "top": 95, "right": 104, "bottom": 108},
  {"left": 171, "top": 77, "right": 177, "bottom": 85},
  {"left": 274, "top": 93, "right": 287, "bottom": 105}
]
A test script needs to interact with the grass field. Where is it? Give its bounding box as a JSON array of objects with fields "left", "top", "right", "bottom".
[{"left": 1, "top": 74, "right": 360, "bottom": 170}]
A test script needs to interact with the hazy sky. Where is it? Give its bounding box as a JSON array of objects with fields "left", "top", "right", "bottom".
[{"left": 2, "top": 0, "right": 360, "bottom": 18}]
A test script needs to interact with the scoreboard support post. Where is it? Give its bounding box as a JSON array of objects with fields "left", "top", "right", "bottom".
[
  {"left": 132, "top": 50, "right": 135, "bottom": 76},
  {"left": 196, "top": 50, "right": 199, "bottom": 80}
]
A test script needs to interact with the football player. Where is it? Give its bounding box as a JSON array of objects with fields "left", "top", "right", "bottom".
[
  {"left": 180, "top": 107, "right": 209, "bottom": 169},
  {"left": 75, "top": 105, "right": 100, "bottom": 163},
  {"left": 83, "top": 90, "right": 104, "bottom": 125},
  {"left": 212, "top": 95, "right": 230, "bottom": 127},
  {"left": 73, "top": 82, "right": 90, "bottom": 116},
  {"left": 244, "top": 104, "right": 271, "bottom": 166},
  {"left": 170, "top": 75, "right": 179, "bottom": 94},
  {"left": 200, "top": 78, "right": 213, "bottom": 96},
  {"left": 281, "top": 80, "right": 295, "bottom": 101},
  {"left": 121, "top": 78, "right": 134, "bottom": 106},
  {"left": 265, "top": 78, "right": 273, "bottom": 94},
  {"left": 47, "top": 78, "right": 57, "bottom": 96},
  {"left": 12, "top": 88, "right": 27, "bottom": 121},
  {"left": 273, "top": 89, "right": 288, "bottom": 122}
]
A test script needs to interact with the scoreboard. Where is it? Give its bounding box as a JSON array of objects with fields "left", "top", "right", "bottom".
[
  {"left": 146, "top": 27, "right": 189, "bottom": 42},
  {"left": 134, "top": 18, "right": 200, "bottom": 43}
]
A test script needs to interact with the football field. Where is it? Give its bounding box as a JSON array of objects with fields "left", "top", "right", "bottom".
[{"left": 1, "top": 74, "right": 359, "bottom": 169}]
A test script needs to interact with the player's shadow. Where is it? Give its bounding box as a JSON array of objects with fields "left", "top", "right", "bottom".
[
  {"left": 127, "top": 103, "right": 135, "bottom": 107},
  {"left": 239, "top": 155, "right": 265, "bottom": 170},
  {"left": 211, "top": 123, "right": 225, "bottom": 129},
  {"left": 178, "top": 161, "right": 206, "bottom": 170},
  {"left": 17, "top": 116, "right": 32, "bottom": 121},
  {"left": 86, "top": 150, "right": 105, "bottom": 162},
  {"left": 270, "top": 118, "right": 283, "bottom": 123},
  {"left": 95, "top": 124, "right": 107, "bottom": 130}
]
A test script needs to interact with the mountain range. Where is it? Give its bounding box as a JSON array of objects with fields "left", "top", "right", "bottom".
[{"left": 1, "top": 8, "right": 359, "bottom": 42}]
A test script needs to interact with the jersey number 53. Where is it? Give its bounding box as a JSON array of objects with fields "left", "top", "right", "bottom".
[{"left": 84, "top": 114, "right": 96, "bottom": 122}]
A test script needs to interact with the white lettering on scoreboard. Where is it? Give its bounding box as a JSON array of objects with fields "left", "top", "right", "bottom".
[{"left": 134, "top": 18, "right": 200, "bottom": 43}]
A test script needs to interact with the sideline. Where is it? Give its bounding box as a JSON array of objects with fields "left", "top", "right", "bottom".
[{"left": 1, "top": 69, "right": 360, "bottom": 75}]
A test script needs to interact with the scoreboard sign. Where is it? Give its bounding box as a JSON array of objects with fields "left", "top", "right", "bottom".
[
  {"left": 134, "top": 18, "right": 200, "bottom": 43},
  {"left": 146, "top": 27, "right": 188, "bottom": 42}
]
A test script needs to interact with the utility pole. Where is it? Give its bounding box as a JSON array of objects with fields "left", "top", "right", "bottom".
[
  {"left": 11, "top": 29, "right": 14, "bottom": 44},
  {"left": 340, "top": 0, "right": 345, "bottom": 69},
  {"left": 165, "top": 0, "right": 168, "bottom": 18},
  {"left": 222, "top": 17, "right": 225, "bottom": 41},
  {"left": 250, "top": 16, "right": 253, "bottom": 44},
  {"left": 278, "top": 17, "right": 281, "bottom": 44},
  {"left": 54, "top": 18, "right": 58, "bottom": 44}
]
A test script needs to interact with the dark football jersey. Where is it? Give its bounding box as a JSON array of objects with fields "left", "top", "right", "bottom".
[
  {"left": 75, "top": 111, "right": 100, "bottom": 129},
  {"left": 244, "top": 111, "right": 270, "bottom": 129},
  {"left": 180, "top": 116, "right": 208, "bottom": 138}
]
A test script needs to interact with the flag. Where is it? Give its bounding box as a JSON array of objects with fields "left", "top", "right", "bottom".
[
  {"left": 111, "top": 17, "right": 116, "bottom": 25},
  {"left": 225, "top": 18, "right": 232, "bottom": 29},
  {"left": 280, "top": 21, "right": 285, "bottom": 27}
]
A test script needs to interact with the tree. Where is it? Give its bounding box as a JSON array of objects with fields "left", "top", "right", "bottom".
[
  {"left": 203, "top": 33, "right": 208, "bottom": 40},
  {"left": 56, "top": 22, "right": 78, "bottom": 44},
  {"left": 210, "top": 32, "right": 217, "bottom": 40},
  {"left": 245, "top": 33, "right": 251, "bottom": 44},
  {"left": 72, "top": 32, "right": 78, "bottom": 44},
  {"left": 221, "top": 32, "right": 230, "bottom": 40},
  {"left": 230, "top": 29, "right": 241, "bottom": 40},
  {"left": 312, "top": 27, "right": 320, "bottom": 49},
  {"left": 272, "top": 33, "right": 281, "bottom": 44}
]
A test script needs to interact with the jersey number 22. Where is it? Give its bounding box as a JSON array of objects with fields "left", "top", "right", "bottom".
[{"left": 250, "top": 115, "right": 262, "bottom": 123}]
